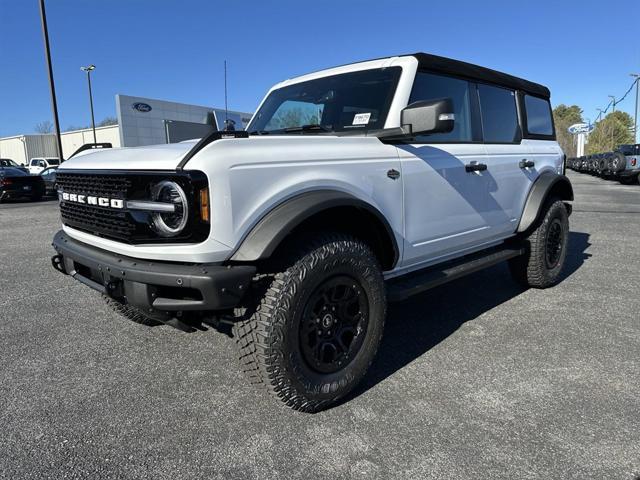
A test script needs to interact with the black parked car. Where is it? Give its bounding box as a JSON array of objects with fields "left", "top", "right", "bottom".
[
  {"left": 0, "top": 158, "right": 29, "bottom": 173},
  {"left": 0, "top": 166, "right": 45, "bottom": 202},
  {"left": 40, "top": 166, "right": 58, "bottom": 196}
]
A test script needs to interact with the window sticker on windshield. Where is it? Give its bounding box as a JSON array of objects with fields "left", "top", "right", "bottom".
[{"left": 352, "top": 113, "right": 371, "bottom": 125}]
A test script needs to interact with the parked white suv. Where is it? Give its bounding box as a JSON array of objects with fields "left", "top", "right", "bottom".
[
  {"left": 51, "top": 53, "right": 572, "bottom": 412},
  {"left": 29, "top": 157, "right": 59, "bottom": 175}
]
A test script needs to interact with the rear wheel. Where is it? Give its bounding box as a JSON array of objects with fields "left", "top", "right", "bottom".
[
  {"left": 509, "top": 198, "right": 569, "bottom": 288},
  {"left": 233, "top": 233, "right": 386, "bottom": 412},
  {"left": 619, "top": 174, "right": 639, "bottom": 185}
]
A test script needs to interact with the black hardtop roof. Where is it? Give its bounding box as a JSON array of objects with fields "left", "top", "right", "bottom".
[
  {"left": 411, "top": 53, "right": 550, "bottom": 99},
  {"left": 287, "top": 52, "right": 551, "bottom": 99}
]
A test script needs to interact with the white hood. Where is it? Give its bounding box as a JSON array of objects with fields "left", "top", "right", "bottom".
[{"left": 59, "top": 141, "right": 199, "bottom": 171}]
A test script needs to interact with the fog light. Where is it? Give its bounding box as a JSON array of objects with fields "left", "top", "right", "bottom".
[{"left": 150, "top": 180, "right": 188, "bottom": 237}]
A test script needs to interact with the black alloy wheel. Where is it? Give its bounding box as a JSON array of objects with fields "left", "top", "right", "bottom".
[
  {"left": 545, "top": 218, "right": 564, "bottom": 269},
  {"left": 299, "top": 276, "right": 369, "bottom": 374}
]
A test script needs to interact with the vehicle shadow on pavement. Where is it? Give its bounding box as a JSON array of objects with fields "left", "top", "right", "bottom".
[{"left": 339, "top": 231, "right": 591, "bottom": 406}]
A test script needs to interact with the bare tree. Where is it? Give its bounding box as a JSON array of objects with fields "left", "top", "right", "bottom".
[
  {"left": 34, "top": 120, "right": 54, "bottom": 134},
  {"left": 97, "top": 116, "right": 118, "bottom": 127}
]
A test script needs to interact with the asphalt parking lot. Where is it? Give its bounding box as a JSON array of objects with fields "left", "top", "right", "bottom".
[{"left": 0, "top": 170, "right": 638, "bottom": 479}]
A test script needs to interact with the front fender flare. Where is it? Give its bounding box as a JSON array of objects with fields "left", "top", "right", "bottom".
[
  {"left": 517, "top": 172, "right": 573, "bottom": 233},
  {"left": 230, "top": 190, "right": 399, "bottom": 267}
]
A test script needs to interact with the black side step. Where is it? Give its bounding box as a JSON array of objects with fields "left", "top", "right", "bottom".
[{"left": 387, "top": 245, "right": 524, "bottom": 302}]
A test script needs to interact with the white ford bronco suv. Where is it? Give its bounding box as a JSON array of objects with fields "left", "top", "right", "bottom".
[{"left": 51, "top": 53, "right": 572, "bottom": 412}]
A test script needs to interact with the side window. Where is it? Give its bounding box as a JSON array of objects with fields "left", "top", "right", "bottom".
[
  {"left": 524, "top": 95, "right": 553, "bottom": 136},
  {"left": 477, "top": 84, "right": 519, "bottom": 143},
  {"left": 39, "top": 161, "right": 46, "bottom": 168},
  {"left": 30, "top": 159, "right": 39, "bottom": 166},
  {"left": 409, "top": 72, "right": 473, "bottom": 142}
]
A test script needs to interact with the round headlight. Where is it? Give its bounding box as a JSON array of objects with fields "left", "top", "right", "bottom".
[{"left": 150, "top": 180, "right": 188, "bottom": 237}]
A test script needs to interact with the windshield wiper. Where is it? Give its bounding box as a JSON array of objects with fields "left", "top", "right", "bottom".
[
  {"left": 249, "top": 130, "right": 270, "bottom": 135},
  {"left": 283, "top": 124, "right": 330, "bottom": 133}
]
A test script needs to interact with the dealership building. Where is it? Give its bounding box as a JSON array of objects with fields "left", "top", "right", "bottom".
[{"left": 0, "top": 94, "right": 252, "bottom": 165}]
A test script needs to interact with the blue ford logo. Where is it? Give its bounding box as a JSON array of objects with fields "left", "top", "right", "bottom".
[{"left": 132, "top": 102, "right": 152, "bottom": 113}]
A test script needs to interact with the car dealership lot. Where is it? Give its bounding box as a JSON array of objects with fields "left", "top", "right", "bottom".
[{"left": 0, "top": 171, "right": 638, "bottom": 479}]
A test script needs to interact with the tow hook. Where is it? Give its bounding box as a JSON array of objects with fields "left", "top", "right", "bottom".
[{"left": 51, "top": 254, "right": 66, "bottom": 274}]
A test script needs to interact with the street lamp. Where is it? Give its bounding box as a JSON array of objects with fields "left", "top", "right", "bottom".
[
  {"left": 80, "top": 64, "right": 97, "bottom": 143},
  {"left": 631, "top": 74, "right": 639, "bottom": 143}
]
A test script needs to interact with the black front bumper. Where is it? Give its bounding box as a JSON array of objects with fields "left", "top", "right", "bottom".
[{"left": 51, "top": 230, "right": 255, "bottom": 314}]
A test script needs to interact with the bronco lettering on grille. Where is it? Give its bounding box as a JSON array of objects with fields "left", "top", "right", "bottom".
[{"left": 61, "top": 192, "right": 124, "bottom": 209}]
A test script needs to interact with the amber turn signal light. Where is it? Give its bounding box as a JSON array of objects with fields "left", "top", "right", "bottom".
[{"left": 199, "top": 188, "right": 210, "bottom": 223}]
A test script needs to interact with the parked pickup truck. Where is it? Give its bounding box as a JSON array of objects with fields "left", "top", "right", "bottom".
[
  {"left": 51, "top": 53, "right": 572, "bottom": 412},
  {"left": 616, "top": 144, "right": 640, "bottom": 185}
]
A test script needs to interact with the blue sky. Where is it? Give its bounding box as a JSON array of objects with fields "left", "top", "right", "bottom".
[{"left": 0, "top": 0, "right": 638, "bottom": 137}]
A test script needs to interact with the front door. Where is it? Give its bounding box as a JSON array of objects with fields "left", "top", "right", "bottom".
[
  {"left": 398, "top": 71, "right": 502, "bottom": 268},
  {"left": 398, "top": 143, "right": 500, "bottom": 266}
]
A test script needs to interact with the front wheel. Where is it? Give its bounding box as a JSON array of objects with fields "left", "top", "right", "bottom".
[
  {"left": 233, "top": 233, "right": 386, "bottom": 412},
  {"left": 509, "top": 198, "right": 569, "bottom": 288}
]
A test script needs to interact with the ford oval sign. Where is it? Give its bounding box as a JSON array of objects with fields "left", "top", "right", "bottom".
[
  {"left": 132, "top": 102, "right": 152, "bottom": 113},
  {"left": 568, "top": 123, "right": 593, "bottom": 135}
]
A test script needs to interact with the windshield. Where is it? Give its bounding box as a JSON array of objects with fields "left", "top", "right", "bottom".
[
  {"left": 0, "top": 159, "right": 19, "bottom": 167},
  {"left": 248, "top": 67, "right": 402, "bottom": 134}
]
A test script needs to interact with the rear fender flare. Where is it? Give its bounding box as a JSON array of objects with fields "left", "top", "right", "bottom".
[{"left": 517, "top": 172, "right": 573, "bottom": 233}]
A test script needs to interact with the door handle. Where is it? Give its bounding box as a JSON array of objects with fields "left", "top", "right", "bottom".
[
  {"left": 465, "top": 162, "right": 487, "bottom": 172},
  {"left": 519, "top": 159, "right": 535, "bottom": 169}
]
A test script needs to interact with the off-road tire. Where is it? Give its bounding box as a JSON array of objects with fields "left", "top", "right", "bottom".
[
  {"left": 619, "top": 174, "right": 639, "bottom": 185},
  {"left": 611, "top": 152, "right": 626, "bottom": 173},
  {"left": 102, "top": 294, "right": 162, "bottom": 326},
  {"left": 233, "top": 233, "right": 386, "bottom": 413},
  {"left": 509, "top": 197, "right": 569, "bottom": 288}
]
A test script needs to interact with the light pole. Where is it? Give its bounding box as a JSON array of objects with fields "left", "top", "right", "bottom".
[
  {"left": 38, "top": 0, "right": 63, "bottom": 160},
  {"left": 81, "top": 65, "right": 97, "bottom": 143},
  {"left": 608, "top": 95, "right": 616, "bottom": 150},
  {"left": 631, "top": 74, "right": 639, "bottom": 143},
  {"left": 596, "top": 108, "right": 605, "bottom": 152}
]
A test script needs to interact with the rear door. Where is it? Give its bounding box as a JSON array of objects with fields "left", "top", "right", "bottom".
[
  {"left": 477, "top": 83, "right": 530, "bottom": 236},
  {"left": 520, "top": 94, "right": 563, "bottom": 202}
]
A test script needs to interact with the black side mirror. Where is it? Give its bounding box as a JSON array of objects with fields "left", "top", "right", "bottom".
[{"left": 400, "top": 98, "right": 455, "bottom": 136}]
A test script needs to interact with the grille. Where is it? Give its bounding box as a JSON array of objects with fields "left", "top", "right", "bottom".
[
  {"left": 60, "top": 202, "right": 136, "bottom": 240},
  {"left": 57, "top": 172, "right": 137, "bottom": 241},
  {"left": 54, "top": 170, "right": 209, "bottom": 244},
  {"left": 56, "top": 172, "right": 131, "bottom": 198}
]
